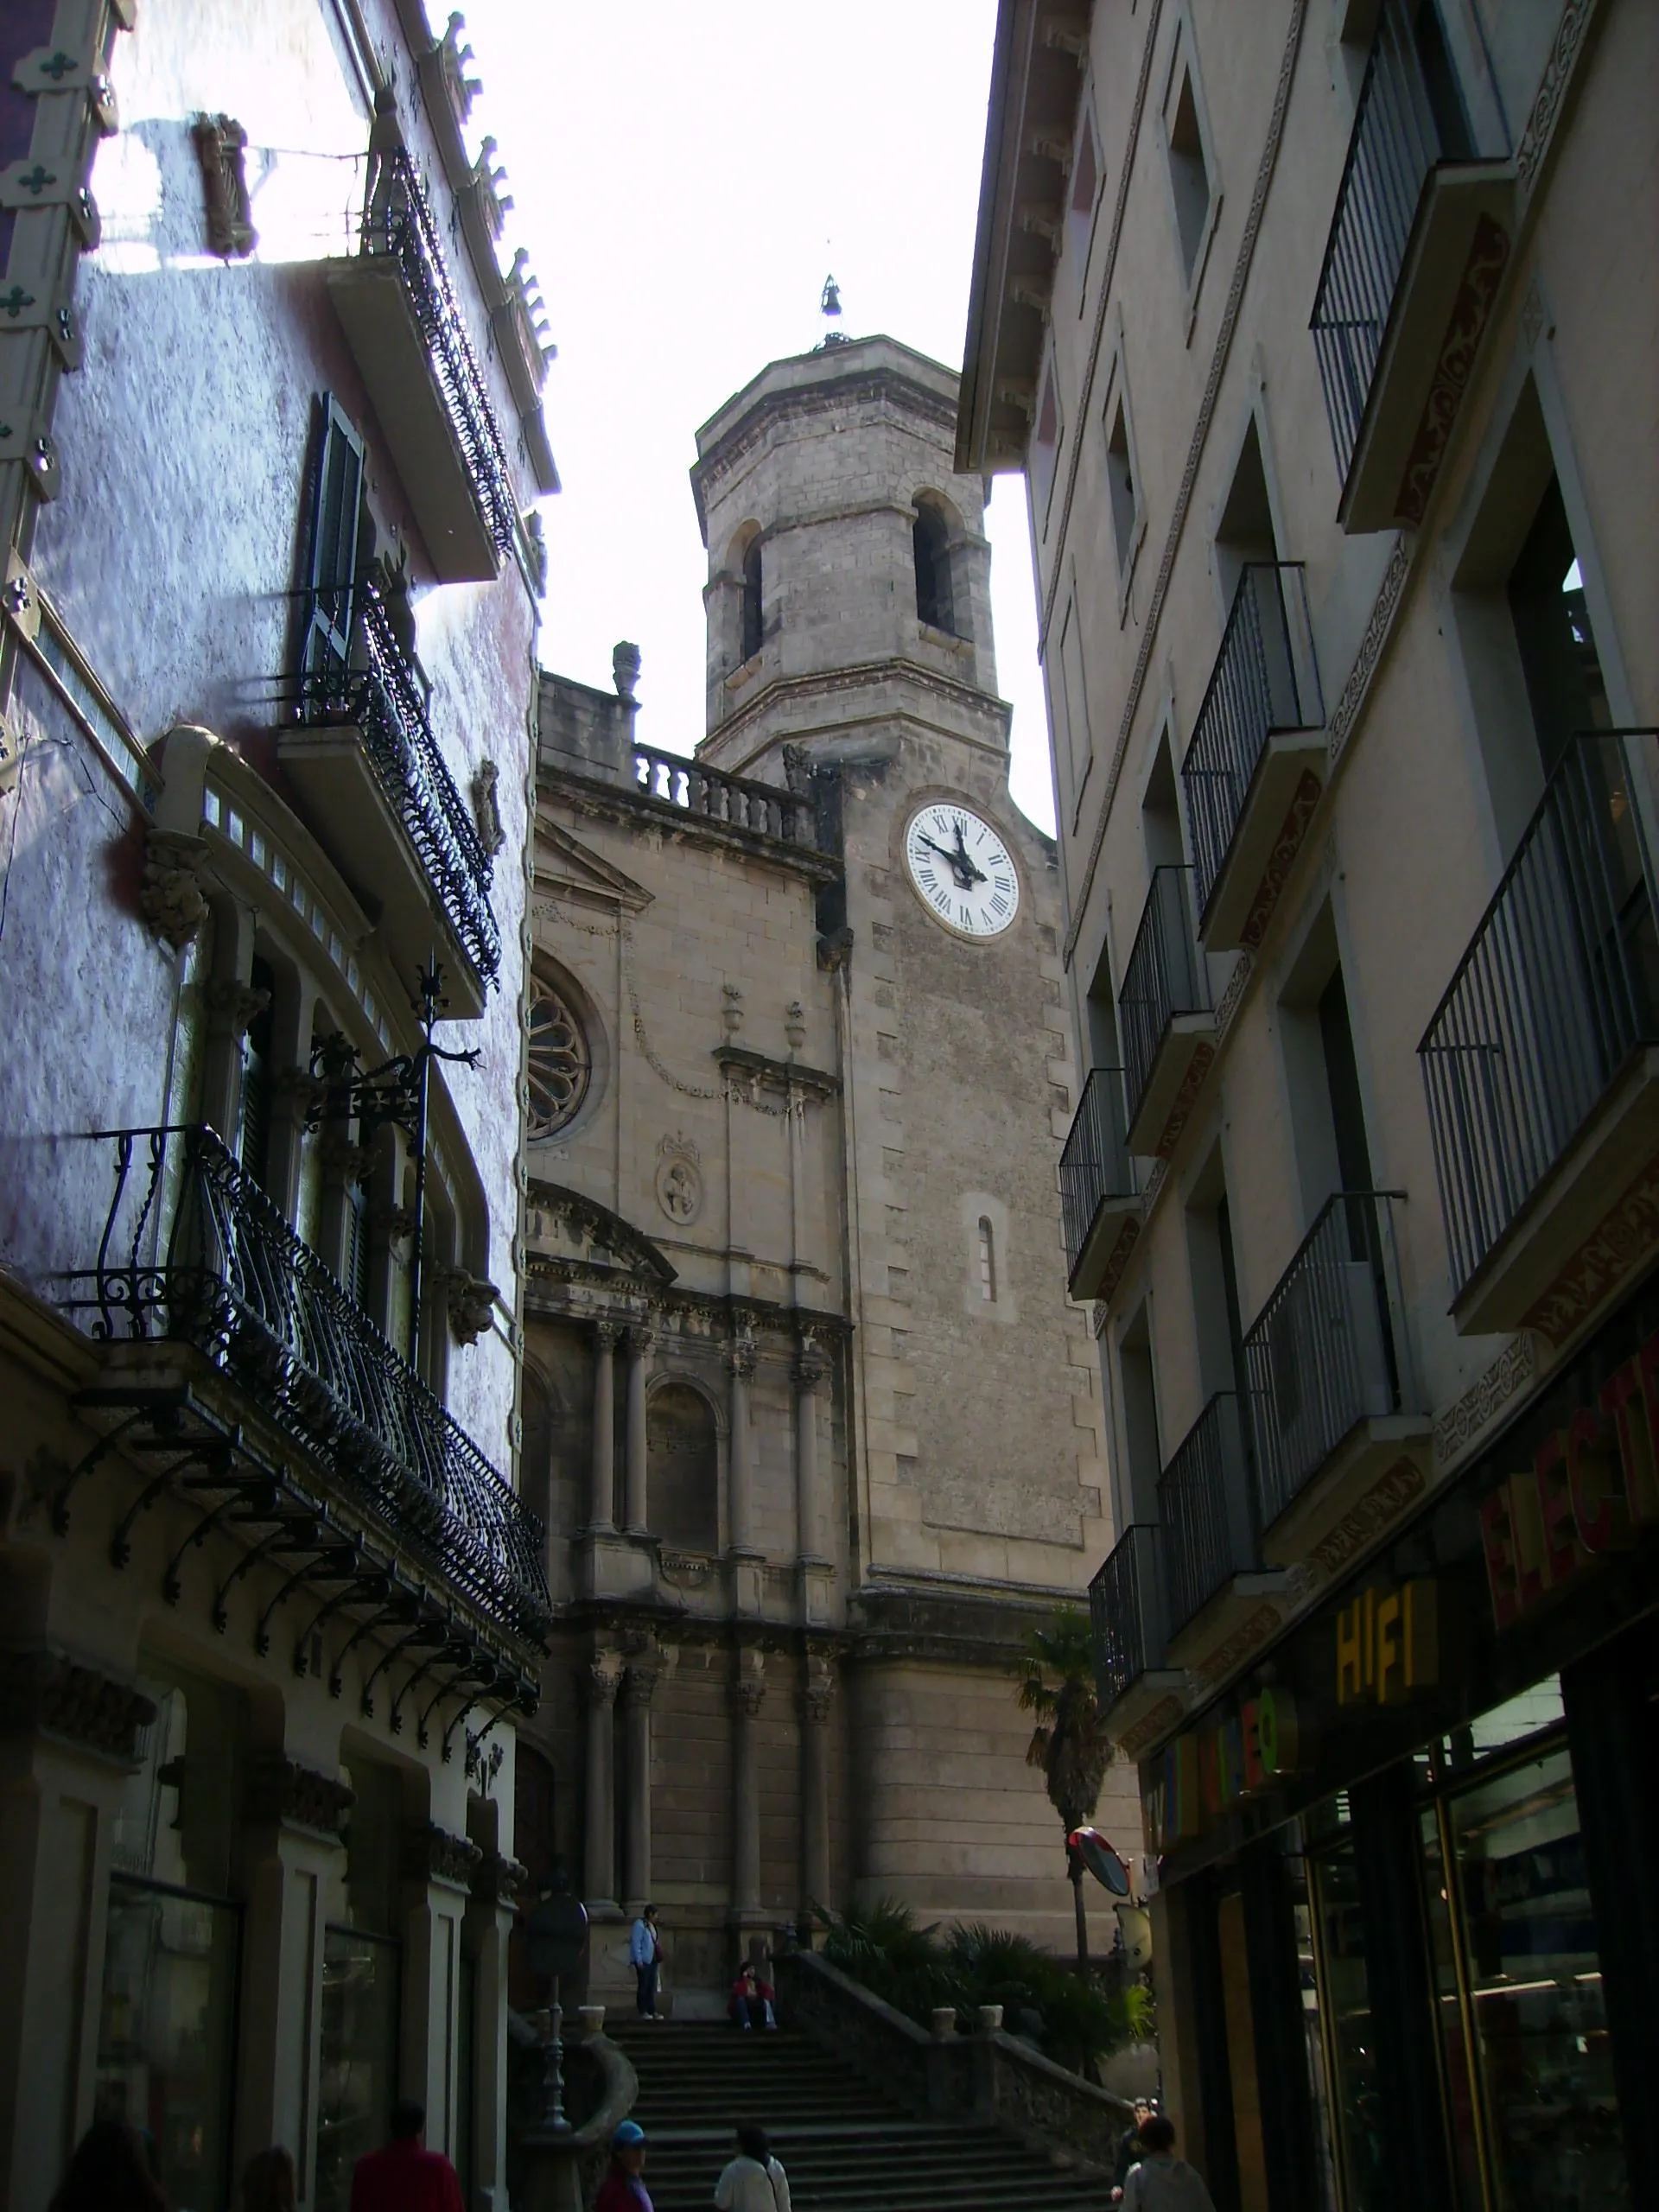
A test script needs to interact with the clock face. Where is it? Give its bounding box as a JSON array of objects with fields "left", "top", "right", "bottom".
[{"left": 903, "top": 804, "right": 1020, "bottom": 939}]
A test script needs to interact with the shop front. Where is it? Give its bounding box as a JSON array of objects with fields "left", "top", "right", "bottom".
[{"left": 1143, "top": 1288, "right": 1659, "bottom": 2212}]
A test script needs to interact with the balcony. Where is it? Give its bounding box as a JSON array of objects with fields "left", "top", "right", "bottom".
[
  {"left": 1060, "top": 1069, "right": 1141, "bottom": 1301},
  {"left": 281, "top": 582, "right": 501, "bottom": 1014},
  {"left": 1119, "top": 866, "right": 1216, "bottom": 1158},
  {"left": 1182, "top": 564, "right": 1324, "bottom": 952},
  {"left": 632, "top": 742, "right": 832, "bottom": 855},
  {"left": 327, "top": 149, "right": 516, "bottom": 581},
  {"left": 1089, "top": 1524, "right": 1182, "bottom": 1747},
  {"left": 63, "top": 1126, "right": 550, "bottom": 1662},
  {"left": 1312, "top": 0, "right": 1511, "bottom": 532},
  {"left": 1243, "top": 1191, "right": 1428, "bottom": 1560},
  {"left": 1158, "top": 1392, "right": 1274, "bottom": 1649},
  {"left": 1420, "top": 732, "right": 1659, "bottom": 1338}
]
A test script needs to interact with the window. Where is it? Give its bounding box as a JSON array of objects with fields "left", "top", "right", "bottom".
[
  {"left": 977, "top": 1216, "right": 997, "bottom": 1302},
  {"left": 1058, "top": 599, "right": 1092, "bottom": 804},
  {"left": 1031, "top": 361, "right": 1062, "bottom": 531},
  {"left": 1116, "top": 1300, "right": 1162, "bottom": 1525},
  {"left": 741, "top": 535, "right": 764, "bottom": 664},
  {"left": 1507, "top": 476, "right": 1611, "bottom": 781},
  {"left": 238, "top": 954, "right": 276, "bottom": 1189},
  {"left": 302, "top": 395, "right": 365, "bottom": 683},
  {"left": 646, "top": 1381, "right": 719, "bottom": 1553},
  {"left": 1165, "top": 58, "right": 1213, "bottom": 283},
  {"left": 320, "top": 1762, "right": 404, "bottom": 2212},
  {"left": 1213, "top": 413, "right": 1280, "bottom": 612},
  {"left": 1068, "top": 99, "right": 1102, "bottom": 271},
  {"left": 1104, "top": 381, "right": 1143, "bottom": 589},
  {"left": 913, "top": 499, "right": 954, "bottom": 634},
  {"left": 526, "top": 979, "right": 592, "bottom": 1138}
]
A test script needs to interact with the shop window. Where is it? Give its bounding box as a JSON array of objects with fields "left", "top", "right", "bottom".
[
  {"left": 95, "top": 1669, "right": 243, "bottom": 2212},
  {"left": 318, "top": 1761, "right": 404, "bottom": 2212}
]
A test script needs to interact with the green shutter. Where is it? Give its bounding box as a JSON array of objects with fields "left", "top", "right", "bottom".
[{"left": 302, "top": 395, "right": 365, "bottom": 682}]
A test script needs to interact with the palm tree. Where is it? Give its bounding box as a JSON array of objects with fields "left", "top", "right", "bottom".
[{"left": 1014, "top": 1609, "right": 1112, "bottom": 1967}]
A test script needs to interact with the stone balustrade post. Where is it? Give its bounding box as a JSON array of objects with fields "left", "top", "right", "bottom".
[
  {"left": 623, "top": 1326, "right": 652, "bottom": 1536},
  {"left": 588, "top": 1322, "right": 620, "bottom": 1532},
  {"left": 582, "top": 1657, "right": 620, "bottom": 1910}
]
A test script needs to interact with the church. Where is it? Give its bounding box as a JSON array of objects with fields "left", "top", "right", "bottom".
[{"left": 517, "top": 330, "right": 1136, "bottom": 2007}]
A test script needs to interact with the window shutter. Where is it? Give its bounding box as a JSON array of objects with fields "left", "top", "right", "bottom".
[{"left": 302, "top": 395, "right": 365, "bottom": 683}]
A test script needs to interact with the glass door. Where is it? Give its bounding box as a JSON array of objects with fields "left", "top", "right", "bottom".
[
  {"left": 316, "top": 1924, "right": 401, "bottom": 2212},
  {"left": 1308, "top": 1840, "right": 1387, "bottom": 2212}
]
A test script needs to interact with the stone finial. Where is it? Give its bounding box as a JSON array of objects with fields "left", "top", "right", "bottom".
[
  {"left": 613, "top": 641, "right": 641, "bottom": 701},
  {"left": 785, "top": 1001, "right": 807, "bottom": 1052},
  {"left": 721, "top": 982, "right": 744, "bottom": 1038}
]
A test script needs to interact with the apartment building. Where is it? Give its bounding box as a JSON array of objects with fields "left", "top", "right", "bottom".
[
  {"left": 961, "top": 2, "right": 1657, "bottom": 2206},
  {"left": 0, "top": 2, "right": 554, "bottom": 2204}
]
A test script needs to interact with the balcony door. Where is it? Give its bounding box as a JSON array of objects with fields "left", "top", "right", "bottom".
[{"left": 1508, "top": 474, "right": 1611, "bottom": 783}]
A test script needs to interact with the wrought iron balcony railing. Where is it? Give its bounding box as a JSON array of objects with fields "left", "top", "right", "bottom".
[
  {"left": 1182, "top": 563, "right": 1322, "bottom": 924},
  {"left": 1089, "top": 1522, "right": 1168, "bottom": 1715},
  {"left": 632, "top": 742, "right": 831, "bottom": 853},
  {"left": 1060, "top": 1067, "right": 1135, "bottom": 1290},
  {"left": 1119, "top": 865, "right": 1211, "bottom": 1134},
  {"left": 1157, "top": 1391, "right": 1258, "bottom": 1640},
  {"left": 1419, "top": 731, "right": 1659, "bottom": 1301},
  {"left": 1243, "top": 1191, "right": 1406, "bottom": 1532},
  {"left": 365, "top": 149, "right": 516, "bottom": 558},
  {"left": 302, "top": 582, "right": 501, "bottom": 988},
  {"left": 63, "top": 1126, "right": 550, "bottom": 1643}
]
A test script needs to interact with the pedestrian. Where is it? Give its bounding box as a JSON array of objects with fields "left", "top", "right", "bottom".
[
  {"left": 714, "top": 2121, "right": 791, "bottom": 2211},
  {"left": 1122, "top": 2114, "right": 1216, "bottom": 2212},
  {"left": 630, "top": 1901, "right": 664, "bottom": 2018},
  {"left": 727, "top": 1961, "right": 777, "bottom": 2030},
  {"left": 242, "top": 2145, "right": 297, "bottom": 2212},
  {"left": 1111, "top": 2099, "right": 1154, "bottom": 2202},
  {"left": 48, "top": 2120, "right": 167, "bottom": 2212},
  {"left": 596, "top": 2119, "right": 652, "bottom": 2212},
  {"left": 347, "top": 2099, "right": 463, "bottom": 2212}
]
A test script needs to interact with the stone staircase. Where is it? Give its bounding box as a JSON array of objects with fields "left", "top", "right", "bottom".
[{"left": 609, "top": 2019, "right": 1108, "bottom": 2212}]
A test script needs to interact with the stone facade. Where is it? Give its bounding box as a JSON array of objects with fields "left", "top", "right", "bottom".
[{"left": 524, "top": 334, "right": 1140, "bottom": 2004}]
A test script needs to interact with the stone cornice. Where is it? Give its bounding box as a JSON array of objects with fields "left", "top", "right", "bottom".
[
  {"left": 524, "top": 1181, "right": 677, "bottom": 1287},
  {"left": 699, "top": 657, "right": 1011, "bottom": 768},
  {"left": 521, "top": 1274, "right": 850, "bottom": 1345},
  {"left": 0, "top": 1646, "right": 156, "bottom": 1766},
  {"left": 714, "top": 1045, "right": 841, "bottom": 1101}
]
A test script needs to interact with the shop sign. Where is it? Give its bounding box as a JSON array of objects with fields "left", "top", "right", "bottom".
[
  {"left": 1479, "top": 1325, "right": 1659, "bottom": 1630},
  {"left": 1145, "top": 1683, "right": 1305, "bottom": 1853},
  {"left": 1335, "top": 1578, "right": 1438, "bottom": 1707}
]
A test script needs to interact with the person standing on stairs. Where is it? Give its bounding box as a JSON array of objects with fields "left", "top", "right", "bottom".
[
  {"left": 597, "top": 2120, "right": 652, "bottom": 2212},
  {"left": 631, "top": 1903, "right": 664, "bottom": 2019},
  {"left": 714, "top": 2123, "right": 791, "bottom": 2212},
  {"left": 1121, "top": 2115, "right": 1216, "bottom": 2212}
]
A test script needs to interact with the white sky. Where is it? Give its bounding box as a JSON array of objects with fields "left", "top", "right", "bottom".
[{"left": 456, "top": 0, "right": 1056, "bottom": 835}]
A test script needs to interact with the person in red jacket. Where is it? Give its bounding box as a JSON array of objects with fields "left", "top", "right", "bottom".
[{"left": 348, "top": 2100, "right": 463, "bottom": 2212}]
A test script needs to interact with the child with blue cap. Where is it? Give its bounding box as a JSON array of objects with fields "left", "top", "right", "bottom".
[{"left": 596, "top": 2120, "right": 651, "bottom": 2212}]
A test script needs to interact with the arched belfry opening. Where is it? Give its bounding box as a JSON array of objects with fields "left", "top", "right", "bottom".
[
  {"left": 741, "top": 533, "right": 764, "bottom": 663},
  {"left": 913, "top": 498, "right": 956, "bottom": 636}
]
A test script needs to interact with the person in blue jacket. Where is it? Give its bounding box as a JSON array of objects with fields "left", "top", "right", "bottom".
[{"left": 629, "top": 1903, "right": 664, "bottom": 2018}]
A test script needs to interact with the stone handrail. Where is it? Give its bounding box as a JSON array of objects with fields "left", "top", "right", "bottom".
[
  {"left": 632, "top": 742, "right": 830, "bottom": 852},
  {"left": 509, "top": 2021, "right": 638, "bottom": 2212},
  {"left": 774, "top": 1949, "right": 1135, "bottom": 2177}
]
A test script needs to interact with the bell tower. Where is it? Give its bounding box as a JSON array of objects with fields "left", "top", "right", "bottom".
[{"left": 690, "top": 336, "right": 1133, "bottom": 1942}]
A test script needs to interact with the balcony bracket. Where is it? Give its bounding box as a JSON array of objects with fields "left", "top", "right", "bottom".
[
  {"left": 1260, "top": 1420, "right": 1433, "bottom": 1568},
  {"left": 1204, "top": 743, "right": 1326, "bottom": 954},
  {"left": 1166, "top": 1567, "right": 1300, "bottom": 1671},
  {"left": 1126, "top": 1015, "right": 1217, "bottom": 1160}
]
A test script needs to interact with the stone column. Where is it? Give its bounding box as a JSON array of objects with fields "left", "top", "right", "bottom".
[
  {"left": 588, "top": 1322, "right": 620, "bottom": 1532},
  {"left": 793, "top": 1338, "right": 828, "bottom": 1562},
  {"left": 623, "top": 1325, "right": 652, "bottom": 1535},
  {"left": 730, "top": 1655, "right": 766, "bottom": 1917},
  {"left": 727, "top": 1337, "right": 757, "bottom": 1554},
  {"left": 801, "top": 1660, "right": 836, "bottom": 1916},
  {"left": 582, "top": 1656, "right": 620, "bottom": 1910},
  {"left": 620, "top": 1656, "right": 660, "bottom": 1909}
]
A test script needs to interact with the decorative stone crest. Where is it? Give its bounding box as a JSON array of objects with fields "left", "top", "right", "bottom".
[
  {"left": 655, "top": 1135, "right": 702, "bottom": 1227},
  {"left": 0, "top": 1648, "right": 156, "bottom": 1764},
  {"left": 140, "top": 830, "right": 210, "bottom": 950},
  {"left": 245, "top": 1751, "right": 354, "bottom": 1839},
  {"left": 445, "top": 1268, "right": 499, "bottom": 1345},
  {"left": 191, "top": 114, "right": 257, "bottom": 258},
  {"left": 404, "top": 1818, "right": 484, "bottom": 1891},
  {"left": 471, "top": 758, "right": 505, "bottom": 857}
]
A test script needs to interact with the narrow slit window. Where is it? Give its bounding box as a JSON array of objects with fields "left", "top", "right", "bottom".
[
  {"left": 978, "top": 1216, "right": 997, "bottom": 1302},
  {"left": 741, "top": 537, "right": 764, "bottom": 663}
]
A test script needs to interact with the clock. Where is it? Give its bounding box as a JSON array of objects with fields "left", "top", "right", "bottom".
[{"left": 903, "top": 803, "right": 1020, "bottom": 939}]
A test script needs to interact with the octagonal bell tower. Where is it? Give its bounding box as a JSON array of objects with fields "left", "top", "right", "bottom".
[{"left": 690, "top": 335, "right": 1135, "bottom": 1945}]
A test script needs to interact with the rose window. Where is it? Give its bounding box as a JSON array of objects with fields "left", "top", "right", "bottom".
[{"left": 526, "top": 986, "right": 590, "bottom": 1136}]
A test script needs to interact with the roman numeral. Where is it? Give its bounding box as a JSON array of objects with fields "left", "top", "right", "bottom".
[{"left": 990, "top": 893, "right": 1009, "bottom": 915}]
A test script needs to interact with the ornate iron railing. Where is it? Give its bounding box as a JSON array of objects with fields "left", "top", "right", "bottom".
[
  {"left": 1060, "top": 1067, "right": 1135, "bottom": 1286},
  {"left": 1182, "top": 563, "right": 1322, "bottom": 922},
  {"left": 632, "top": 742, "right": 829, "bottom": 851},
  {"left": 1420, "top": 731, "right": 1659, "bottom": 1300},
  {"left": 63, "top": 1126, "right": 550, "bottom": 1641},
  {"left": 302, "top": 581, "right": 501, "bottom": 987},
  {"left": 1157, "top": 1392, "right": 1258, "bottom": 1639},
  {"left": 1089, "top": 1523, "right": 1167, "bottom": 1714},
  {"left": 1311, "top": 0, "right": 1446, "bottom": 484},
  {"left": 365, "top": 149, "right": 516, "bottom": 556},
  {"left": 1243, "top": 1192, "right": 1407, "bottom": 1531},
  {"left": 1119, "top": 866, "right": 1211, "bottom": 1133}
]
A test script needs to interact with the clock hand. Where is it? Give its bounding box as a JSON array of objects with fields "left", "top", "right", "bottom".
[
  {"left": 918, "top": 834, "right": 974, "bottom": 886},
  {"left": 950, "top": 824, "right": 988, "bottom": 886}
]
